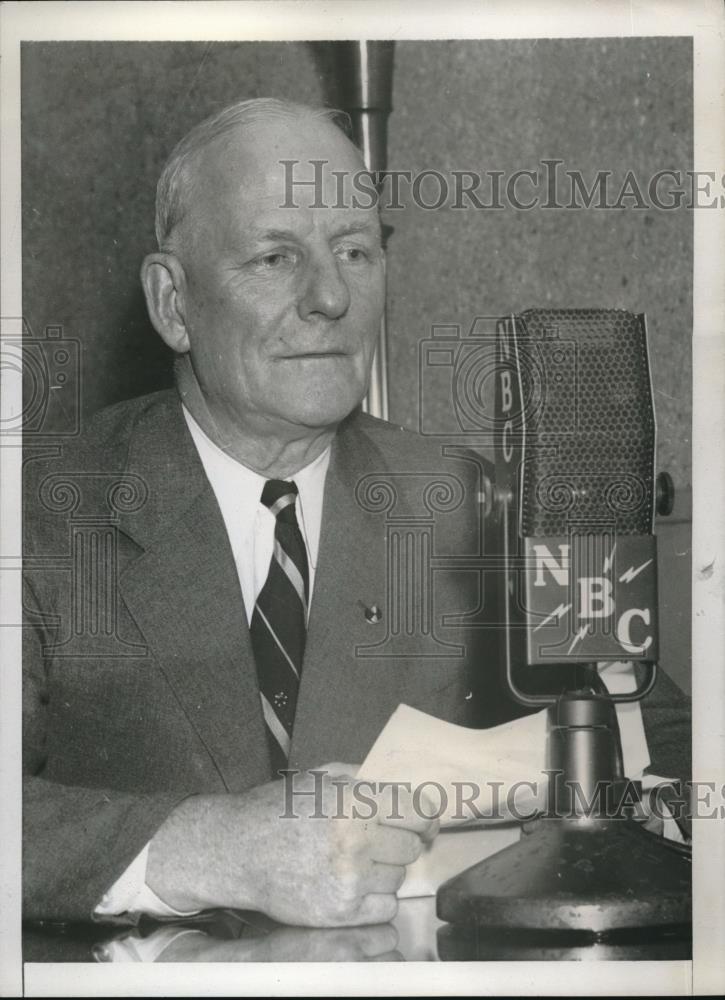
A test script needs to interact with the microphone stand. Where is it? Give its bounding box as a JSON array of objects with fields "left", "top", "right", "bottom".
[
  {"left": 437, "top": 686, "right": 691, "bottom": 933},
  {"left": 436, "top": 484, "right": 692, "bottom": 940}
]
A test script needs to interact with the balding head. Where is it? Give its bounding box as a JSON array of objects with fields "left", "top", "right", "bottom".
[{"left": 155, "top": 97, "right": 355, "bottom": 251}]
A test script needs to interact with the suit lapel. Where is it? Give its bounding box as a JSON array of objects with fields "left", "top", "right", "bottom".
[
  {"left": 289, "top": 415, "right": 403, "bottom": 768},
  {"left": 114, "top": 396, "right": 411, "bottom": 782},
  {"left": 117, "top": 394, "right": 271, "bottom": 791}
]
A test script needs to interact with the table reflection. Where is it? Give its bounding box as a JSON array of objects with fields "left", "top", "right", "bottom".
[
  {"left": 98, "top": 918, "right": 402, "bottom": 963},
  {"left": 24, "top": 900, "right": 440, "bottom": 963},
  {"left": 23, "top": 896, "right": 690, "bottom": 963}
]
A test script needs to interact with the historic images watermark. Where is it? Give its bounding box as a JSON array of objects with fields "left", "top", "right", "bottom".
[
  {"left": 0, "top": 318, "right": 81, "bottom": 440},
  {"left": 28, "top": 470, "right": 150, "bottom": 659},
  {"left": 3, "top": 317, "right": 149, "bottom": 656},
  {"left": 278, "top": 767, "right": 714, "bottom": 824},
  {"left": 417, "top": 314, "right": 578, "bottom": 442},
  {"left": 281, "top": 159, "right": 725, "bottom": 211},
  {"left": 356, "top": 312, "right": 656, "bottom": 664}
]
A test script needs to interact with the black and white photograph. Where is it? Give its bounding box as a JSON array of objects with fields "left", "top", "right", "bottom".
[{"left": 1, "top": 1, "right": 723, "bottom": 995}]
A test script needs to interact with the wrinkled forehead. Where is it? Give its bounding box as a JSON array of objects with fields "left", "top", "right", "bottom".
[{"left": 184, "top": 118, "right": 377, "bottom": 238}]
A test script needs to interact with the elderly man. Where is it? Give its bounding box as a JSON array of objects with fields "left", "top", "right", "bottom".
[{"left": 23, "top": 98, "right": 689, "bottom": 929}]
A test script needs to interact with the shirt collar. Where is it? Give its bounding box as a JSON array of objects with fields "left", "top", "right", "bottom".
[{"left": 182, "top": 405, "right": 330, "bottom": 569}]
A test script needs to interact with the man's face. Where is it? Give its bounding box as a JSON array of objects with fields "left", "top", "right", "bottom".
[{"left": 173, "top": 118, "right": 385, "bottom": 438}]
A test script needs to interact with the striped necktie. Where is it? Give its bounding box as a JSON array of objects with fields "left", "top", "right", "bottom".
[{"left": 250, "top": 479, "right": 309, "bottom": 774}]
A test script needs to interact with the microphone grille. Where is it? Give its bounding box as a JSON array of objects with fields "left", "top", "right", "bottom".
[{"left": 516, "top": 308, "right": 655, "bottom": 536}]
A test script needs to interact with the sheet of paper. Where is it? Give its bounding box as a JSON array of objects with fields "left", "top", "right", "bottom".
[
  {"left": 360, "top": 705, "right": 548, "bottom": 897},
  {"left": 394, "top": 824, "right": 522, "bottom": 900},
  {"left": 360, "top": 705, "right": 549, "bottom": 826},
  {"left": 360, "top": 688, "right": 650, "bottom": 898},
  {"left": 600, "top": 661, "right": 651, "bottom": 777}
]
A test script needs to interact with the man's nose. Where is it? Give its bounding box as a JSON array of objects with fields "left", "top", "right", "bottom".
[{"left": 297, "top": 252, "right": 351, "bottom": 322}]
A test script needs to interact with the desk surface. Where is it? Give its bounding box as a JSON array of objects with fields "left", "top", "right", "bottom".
[{"left": 24, "top": 897, "right": 691, "bottom": 963}]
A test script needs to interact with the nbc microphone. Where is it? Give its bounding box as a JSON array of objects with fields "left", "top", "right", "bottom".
[
  {"left": 437, "top": 308, "right": 689, "bottom": 936},
  {"left": 494, "top": 308, "right": 666, "bottom": 699}
]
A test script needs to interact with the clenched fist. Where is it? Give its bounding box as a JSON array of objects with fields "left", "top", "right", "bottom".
[{"left": 146, "top": 764, "right": 439, "bottom": 926}]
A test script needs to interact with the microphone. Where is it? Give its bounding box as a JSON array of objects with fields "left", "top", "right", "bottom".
[
  {"left": 493, "top": 308, "right": 664, "bottom": 698},
  {"left": 436, "top": 308, "right": 690, "bottom": 939}
]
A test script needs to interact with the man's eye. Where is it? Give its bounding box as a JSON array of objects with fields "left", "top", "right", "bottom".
[
  {"left": 259, "top": 252, "right": 288, "bottom": 268},
  {"left": 337, "top": 246, "right": 368, "bottom": 263}
]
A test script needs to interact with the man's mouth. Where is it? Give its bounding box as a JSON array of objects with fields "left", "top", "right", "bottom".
[{"left": 278, "top": 350, "right": 348, "bottom": 359}]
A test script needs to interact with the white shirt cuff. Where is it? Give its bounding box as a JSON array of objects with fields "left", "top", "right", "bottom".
[
  {"left": 94, "top": 927, "right": 207, "bottom": 962},
  {"left": 94, "top": 842, "right": 200, "bottom": 918}
]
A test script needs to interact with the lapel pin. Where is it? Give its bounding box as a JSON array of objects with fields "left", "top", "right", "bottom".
[{"left": 364, "top": 604, "right": 383, "bottom": 624}]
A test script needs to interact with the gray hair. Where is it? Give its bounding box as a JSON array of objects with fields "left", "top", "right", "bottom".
[{"left": 154, "top": 97, "right": 351, "bottom": 250}]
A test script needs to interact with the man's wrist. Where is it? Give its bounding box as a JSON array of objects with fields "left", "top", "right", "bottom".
[
  {"left": 145, "top": 792, "right": 262, "bottom": 914},
  {"left": 95, "top": 841, "right": 202, "bottom": 919}
]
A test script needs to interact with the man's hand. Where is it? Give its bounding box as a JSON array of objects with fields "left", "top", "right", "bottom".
[{"left": 146, "top": 764, "right": 438, "bottom": 927}]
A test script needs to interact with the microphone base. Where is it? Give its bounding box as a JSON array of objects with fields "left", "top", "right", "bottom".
[{"left": 436, "top": 815, "right": 690, "bottom": 932}]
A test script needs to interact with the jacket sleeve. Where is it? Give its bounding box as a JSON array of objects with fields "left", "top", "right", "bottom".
[{"left": 22, "top": 579, "right": 189, "bottom": 924}]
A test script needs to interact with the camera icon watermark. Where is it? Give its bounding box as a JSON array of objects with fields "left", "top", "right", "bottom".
[
  {"left": 418, "top": 314, "right": 579, "bottom": 442},
  {"left": 1, "top": 317, "right": 80, "bottom": 437}
]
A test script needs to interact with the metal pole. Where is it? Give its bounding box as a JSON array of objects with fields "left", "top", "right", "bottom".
[{"left": 332, "top": 41, "right": 394, "bottom": 421}]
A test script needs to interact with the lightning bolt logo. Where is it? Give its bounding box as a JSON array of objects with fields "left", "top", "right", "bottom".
[
  {"left": 567, "top": 623, "right": 590, "bottom": 654},
  {"left": 534, "top": 603, "right": 572, "bottom": 631},
  {"left": 603, "top": 543, "right": 617, "bottom": 575},
  {"left": 619, "top": 559, "right": 653, "bottom": 584}
]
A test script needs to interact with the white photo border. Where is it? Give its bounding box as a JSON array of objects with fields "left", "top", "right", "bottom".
[{"left": 1, "top": 1, "right": 723, "bottom": 995}]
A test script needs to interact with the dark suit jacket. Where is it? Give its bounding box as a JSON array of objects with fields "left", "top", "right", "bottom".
[{"left": 22, "top": 390, "right": 690, "bottom": 921}]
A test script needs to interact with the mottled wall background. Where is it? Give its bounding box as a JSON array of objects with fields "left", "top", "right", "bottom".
[
  {"left": 21, "top": 38, "right": 692, "bottom": 481},
  {"left": 21, "top": 38, "right": 692, "bottom": 689}
]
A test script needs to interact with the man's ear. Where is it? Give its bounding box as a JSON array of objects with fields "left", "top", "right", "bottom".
[{"left": 140, "top": 252, "right": 191, "bottom": 354}]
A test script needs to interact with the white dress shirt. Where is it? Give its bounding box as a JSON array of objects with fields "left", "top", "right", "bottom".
[
  {"left": 181, "top": 406, "right": 330, "bottom": 623},
  {"left": 96, "top": 406, "right": 331, "bottom": 918}
]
